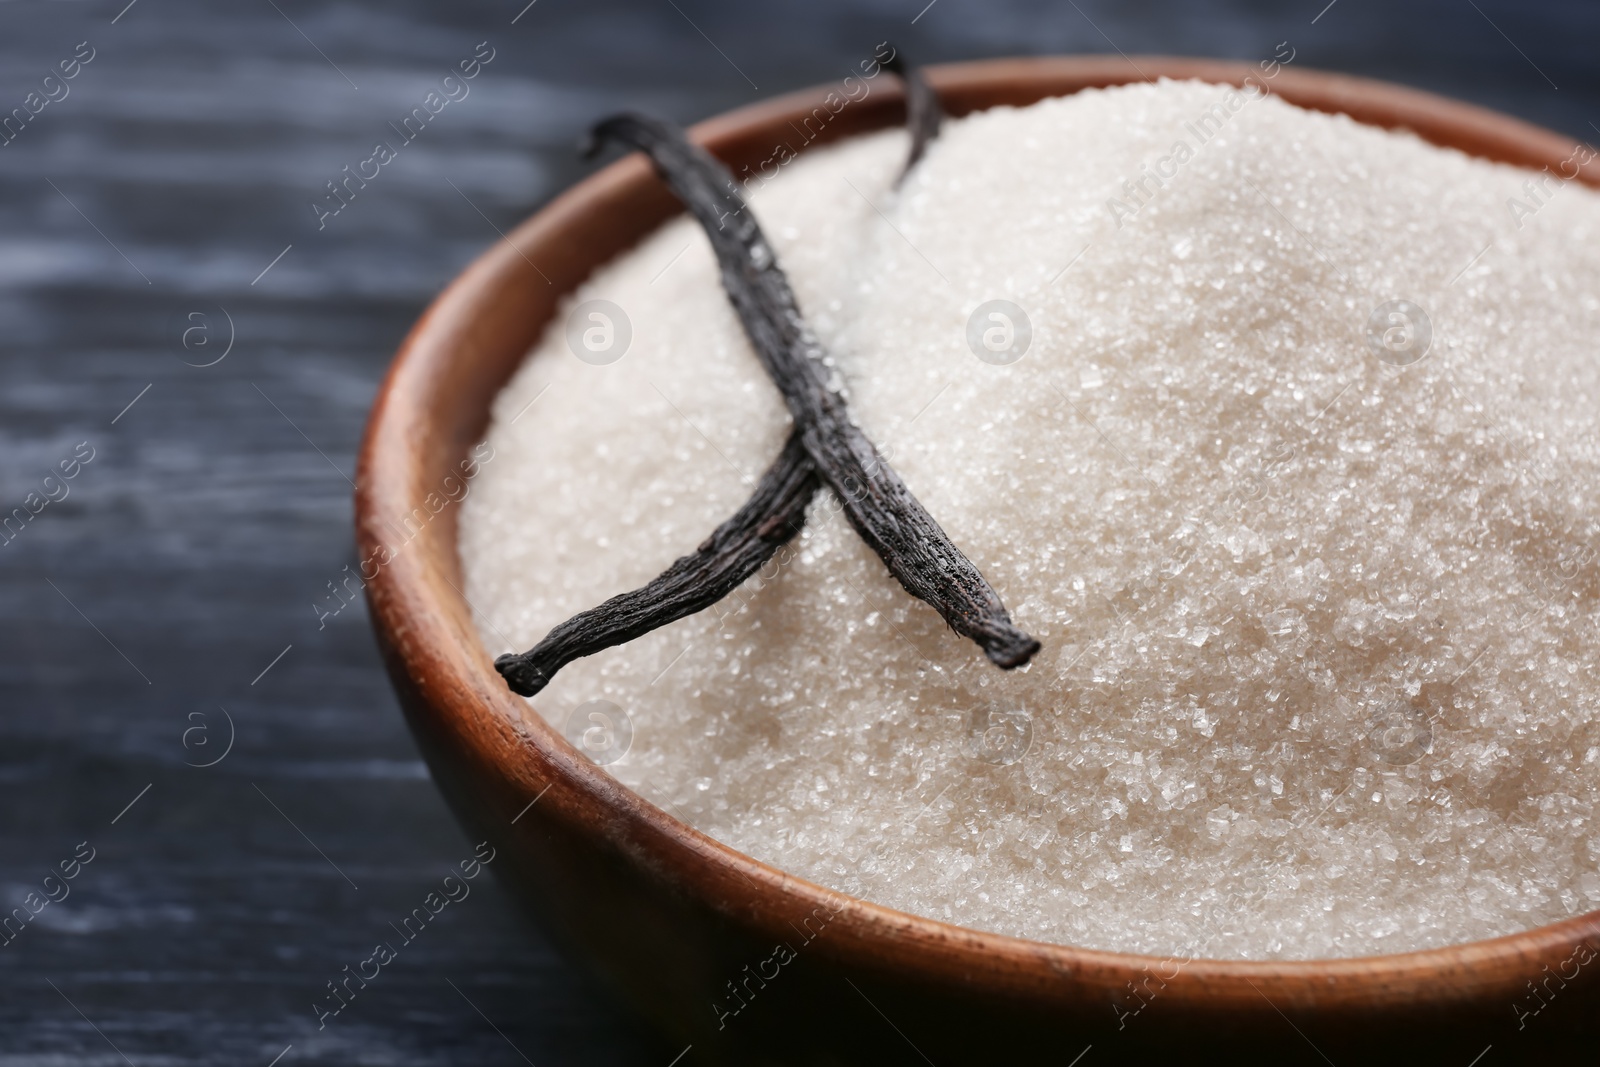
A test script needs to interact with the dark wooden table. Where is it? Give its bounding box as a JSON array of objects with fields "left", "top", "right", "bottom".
[{"left": 2, "top": 0, "right": 1594, "bottom": 1063}]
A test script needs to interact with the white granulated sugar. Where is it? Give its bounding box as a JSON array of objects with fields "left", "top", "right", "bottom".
[{"left": 460, "top": 80, "right": 1600, "bottom": 960}]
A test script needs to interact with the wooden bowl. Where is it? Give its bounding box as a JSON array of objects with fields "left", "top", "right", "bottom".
[{"left": 357, "top": 57, "right": 1600, "bottom": 1063}]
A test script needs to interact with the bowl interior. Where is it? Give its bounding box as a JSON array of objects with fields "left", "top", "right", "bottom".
[{"left": 356, "top": 55, "right": 1600, "bottom": 1011}]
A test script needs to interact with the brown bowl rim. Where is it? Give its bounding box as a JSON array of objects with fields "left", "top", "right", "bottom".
[{"left": 357, "top": 54, "right": 1600, "bottom": 1014}]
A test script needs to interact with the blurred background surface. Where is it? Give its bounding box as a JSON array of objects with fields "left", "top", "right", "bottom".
[{"left": 1, "top": 0, "right": 1595, "bottom": 1063}]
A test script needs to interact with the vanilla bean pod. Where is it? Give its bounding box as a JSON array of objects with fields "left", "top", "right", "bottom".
[
  {"left": 883, "top": 52, "right": 941, "bottom": 181},
  {"left": 492, "top": 66, "right": 1036, "bottom": 700},
  {"left": 497, "top": 64, "right": 944, "bottom": 697},
  {"left": 607, "top": 118, "right": 1036, "bottom": 657},
  {"left": 496, "top": 432, "right": 815, "bottom": 696}
]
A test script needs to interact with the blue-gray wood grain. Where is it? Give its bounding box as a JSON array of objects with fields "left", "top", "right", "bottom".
[{"left": 1, "top": 0, "right": 1595, "bottom": 1063}]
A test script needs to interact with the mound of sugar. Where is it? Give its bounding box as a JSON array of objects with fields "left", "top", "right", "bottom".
[{"left": 460, "top": 79, "right": 1600, "bottom": 960}]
